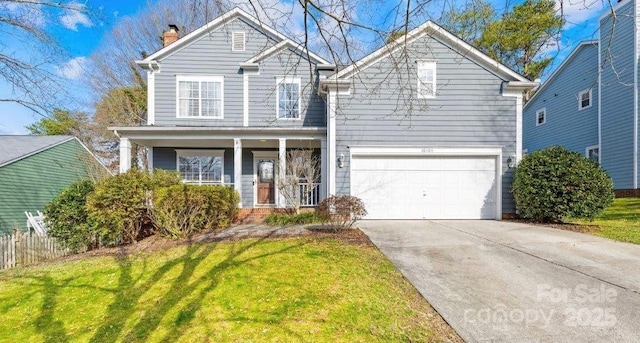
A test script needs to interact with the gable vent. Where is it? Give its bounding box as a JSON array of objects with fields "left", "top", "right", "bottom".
[{"left": 232, "top": 32, "right": 245, "bottom": 52}]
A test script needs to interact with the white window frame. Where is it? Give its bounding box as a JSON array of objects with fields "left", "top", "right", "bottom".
[
  {"left": 276, "top": 76, "right": 301, "bottom": 120},
  {"left": 417, "top": 60, "right": 437, "bottom": 99},
  {"left": 176, "top": 75, "right": 224, "bottom": 119},
  {"left": 586, "top": 145, "right": 600, "bottom": 163},
  {"left": 232, "top": 31, "right": 245, "bottom": 52},
  {"left": 578, "top": 88, "right": 592, "bottom": 110},
  {"left": 536, "top": 108, "right": 546, "bottom": 126},
  {"left": 175, "top": 149, "right": 225, "bottom": 185}
]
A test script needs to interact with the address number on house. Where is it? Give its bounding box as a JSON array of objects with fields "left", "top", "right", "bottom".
[{"left": 421, "top": 148, "right": 435, "bottom": 153}]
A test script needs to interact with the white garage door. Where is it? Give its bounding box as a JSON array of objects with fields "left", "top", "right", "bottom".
[{"left": 351, "top": 155, "right": 498, "bottom": 219}]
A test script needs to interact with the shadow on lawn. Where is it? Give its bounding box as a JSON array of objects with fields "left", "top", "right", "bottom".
[{"left": 27, "top": 233, "right": 311, "bottom": 342}]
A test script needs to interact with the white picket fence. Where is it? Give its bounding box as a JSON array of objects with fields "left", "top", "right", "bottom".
[{"left": 0, "top": 232, "right": 72, "bottom": 270}]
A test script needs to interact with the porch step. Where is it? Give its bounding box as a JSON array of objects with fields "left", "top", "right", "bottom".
[{"left": 236, "top": 208, "right": 281, "bottom": 224}]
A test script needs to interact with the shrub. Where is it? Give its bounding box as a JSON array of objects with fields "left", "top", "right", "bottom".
[
  {"left": 512, "top": 146, "right": 614, "bottom": 223},
  {"left": 264, "top": 211, "right": 323, "bottom": 226},
  {"left": 149, "top": 168, "right": 182, "bottom": 189},
  {"left": 44, "top": 179, "right": 97, "bottom": 252},
  {"left": 86, "top": 169, "right": 151, "bottom": 245},
  {"left": 152, "top": 185, "right": 239, "bottom": 239},
  {"left": 317, "top": 195, "right": 367, "bottom": 230}
]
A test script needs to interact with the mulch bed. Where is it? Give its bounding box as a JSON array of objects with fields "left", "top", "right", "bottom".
[
  {"left": 509, "top": 219, "right": 601, "bottom": 234},
  {"left": 35, "top": 225, "right": 372, "bottom": 266}
]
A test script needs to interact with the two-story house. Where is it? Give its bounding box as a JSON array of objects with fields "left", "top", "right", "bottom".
[
  {"left": 111, "top": 8, "right": 536, "bottom": 219},
  {"left": 523, "top": 0, "right": 640, "bottom": 195}
]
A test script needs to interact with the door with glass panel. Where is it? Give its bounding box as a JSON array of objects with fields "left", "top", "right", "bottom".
[{"left": 256, "top": 158, "right": 276, "bottom": 205}]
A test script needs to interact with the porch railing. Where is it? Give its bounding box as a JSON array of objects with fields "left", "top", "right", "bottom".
[{"left": 299, "top": 183, "right": 321, "bottom": 207}]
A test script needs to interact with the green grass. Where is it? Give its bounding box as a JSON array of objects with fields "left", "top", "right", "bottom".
[
  {"left": 0, "top": 237, "right": 459, "bottom": 342},
  {"left": 264, "top": 211, "right": 324, "bottom": 226},
  {"left": 567, "top": 198, "right": 640, "bottom": 244}
]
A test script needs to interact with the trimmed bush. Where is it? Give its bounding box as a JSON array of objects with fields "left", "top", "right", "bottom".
[
  {"left": 512, "top": 146, "right": 614, "bottom": 223},
  {"left": 85, "top": 169, "right": 182, "bottom": 246},
  {"left": 317, "top": 195, "right": 367, "bottom": 230},
  {"left": 44, "top": 179, "right": 97, "bottom": 252},
  {"left": 86, "top": 169, "right": 150, "bottom": 245},
  {"left": 152, "top": 185, "right": 239, "bottom": 239},
  {"left": 264, "top": 211, "right": 323, "bottom": 226},
  {"left": 149, "top": 168, "right": 182, "bottom": 189}
]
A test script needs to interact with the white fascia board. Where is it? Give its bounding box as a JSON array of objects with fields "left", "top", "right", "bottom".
[
  {"left": 244, "top": 40, "right": 330, "bottom": 66},
  {"left": 138, "top": 7, "right": 329, "bottom": 66},
  {"left": 525, "top": 41, "right": 598, "bottom": 108},
  {"left": 333, "top": 21, "right": 529, "bottom": 83}
]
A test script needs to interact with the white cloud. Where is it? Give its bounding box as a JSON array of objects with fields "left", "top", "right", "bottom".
[
  {"left": 556, "top": 0, "right": 606, "bottom": 28},
  {"left": 60, "top": 2, "right": 93, "bottom": 31},
  {"left": 3, "top": 2, "right": 45, "bottom": 28},
  {"left": 56, "top": 57, "right": 89, "bottom": 80}
]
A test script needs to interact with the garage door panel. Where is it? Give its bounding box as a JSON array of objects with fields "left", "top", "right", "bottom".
[{"left": 351, "top": 155, "right": 498, "bottom": 220}]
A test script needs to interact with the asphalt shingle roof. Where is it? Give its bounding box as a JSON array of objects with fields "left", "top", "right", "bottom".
[{"left": 0, "top": 135, "right": 74, "bottom": 167}]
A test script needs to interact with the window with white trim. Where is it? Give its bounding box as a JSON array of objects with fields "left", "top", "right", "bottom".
[
  {"left": 417, "top": 61, "right": 436, "bottom": 98},
  {"left": 176, "top": 150, "right": 224, "bottom": 185},
  {"left": 586, "top": 145, "right": 600, "bottom": 163},
  {"left": 177, "top": 76, "right": 223, "bottom": 118},
  {"left": 578, "top": 88, "right": 592, "bottom": 110},
  {"left": 232, "top": 32, "right": 245, "bottom": 51},
  {"left": 536, "top": 108, "right": 546, "bottom": 126},
  {"left": 276, "top": 77, "right": 301, "bottom": 119}
]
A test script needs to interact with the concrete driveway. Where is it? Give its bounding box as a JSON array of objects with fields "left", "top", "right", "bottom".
[{"left": 359, "top": 220, "right": 640, "bottom": 342}]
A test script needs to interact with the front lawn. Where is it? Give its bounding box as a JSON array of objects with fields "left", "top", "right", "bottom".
[
  {"left": 567, "top": 198, "right": 640, "bottom": 244},
  {"left": 0, "top": 236, "right": 460, "bottom": 342}
]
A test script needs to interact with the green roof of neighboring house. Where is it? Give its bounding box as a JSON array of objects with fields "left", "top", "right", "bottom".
[{"left": 0, "top": 136, "right": 109, "bottom": 234}]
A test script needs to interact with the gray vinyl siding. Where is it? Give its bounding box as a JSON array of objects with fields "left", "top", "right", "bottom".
[
  {"left": 522, "top": 44, "right": 599, "bottom": 158},
  {"left": 248, "top": 50, "right": 325, "bottom": 127},
  {"left": 334, "top": 35, "right": 518, "bottom": 213},
  {"left": 154, "top": 17, "right": 324, "bottom": 128},
  {"left": 600, "top": 1, "right": 636, "bottom": 189}
]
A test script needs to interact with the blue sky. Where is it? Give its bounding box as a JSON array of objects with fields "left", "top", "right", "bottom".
[{"left": 0, "top": 0, "right": 609, "bottom": 135}]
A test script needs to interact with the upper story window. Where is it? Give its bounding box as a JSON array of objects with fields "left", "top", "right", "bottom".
[
  {"left": 177, "top": 76, "right": 224, "bottom": 118},
  {"left": 276, "top": 77, "right": 301, "bottom": 119},
  {"left": 176, "top": 150, "right": 224, "bottom": 185},
  {"left": 536, "top": 108, "right": 546, "bottom": 126},
  {"left": 578, "top": 88, "right": 592, "bottom": 110},
  {"left": 586, "top": 145, "right": 600, "bottom": 163},
  {"left": 417, "top": 61, "right": 436, "bottom": 98},
  {"left": 232, "top": 32, "right": 245, "bottom": 51}
]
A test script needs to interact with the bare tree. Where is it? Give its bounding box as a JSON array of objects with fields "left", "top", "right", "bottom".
[
  {"left": 84, "top": 0, "right": 236, "bottom": 168},
  {"left": 0, "top": 0, "right": 92, "bottom": 115},
  {"left": 277, "top": 149, "right": 320, "bottom": 214}
]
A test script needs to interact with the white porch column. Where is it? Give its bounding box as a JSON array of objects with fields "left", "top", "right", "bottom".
[
  {"left": 234, "top": 138, "right": 243, "bottom": 208},
  {"left": 320, "top": 137, "right": 328, "bottom": 200},
  {"left": 146, "top": 147, "right": 154, "bottom": 170},
  {"left": 119, "top": 137, "right": 132, "bottom": 173},
  {"left": 278, "top": 138, "right": 287, "bottom": 207},
  {"left": 328, "top": 91, "right": 337, "bottom": 195}
]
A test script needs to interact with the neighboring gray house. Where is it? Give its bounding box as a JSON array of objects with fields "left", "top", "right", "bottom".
[
  {"left": 112, "top": 8, "right": 536, "bottom": 219},
  {"left": 524, "top": 0, "right": 639, "bottom": 193}
]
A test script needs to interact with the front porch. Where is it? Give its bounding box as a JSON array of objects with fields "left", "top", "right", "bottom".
[{"left": 113, "top": 127, "right": 327, "bottom": 209}]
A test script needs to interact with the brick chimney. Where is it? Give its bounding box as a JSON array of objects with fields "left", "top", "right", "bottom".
[{"left": 163, "top": 24, "right": 180, "bottom": 47}]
